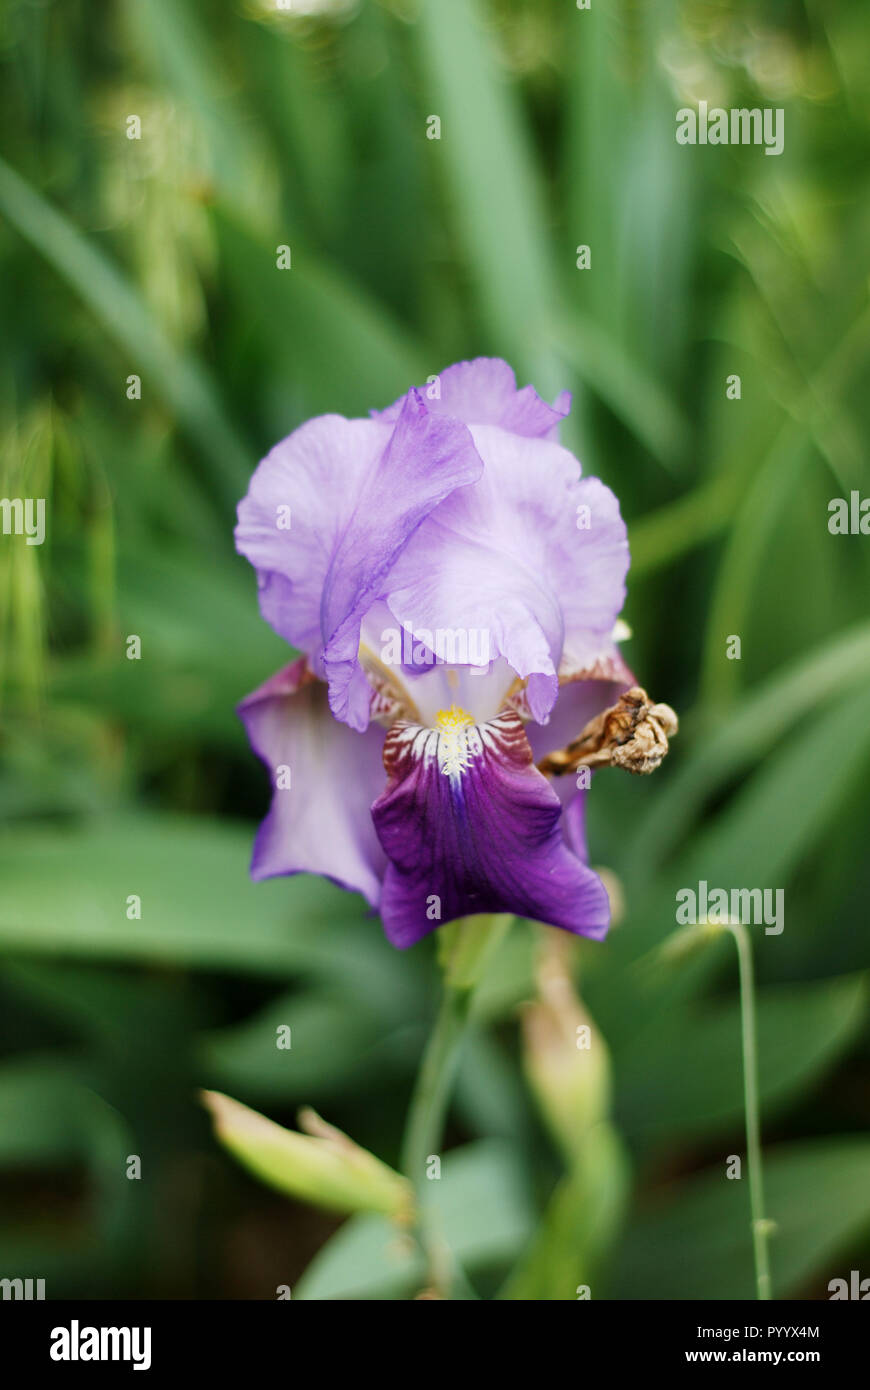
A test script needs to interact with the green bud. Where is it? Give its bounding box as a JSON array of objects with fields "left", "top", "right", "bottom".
[
  {"left": 520, "top": 936, "right": 611, "bottom": 1161},
  {"left": 201, "top": 1090, "right": 413, "bottom": 1222}
]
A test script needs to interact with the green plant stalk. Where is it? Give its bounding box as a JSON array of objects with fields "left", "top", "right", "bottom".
[
  {"left": 727, "top": 922, "right": 772, "bottom": 1300},
  {"left": 401, "top": 978, "right": 472, "bottom": 1190},
  {"left": 399, "top": 977, "right": 472, "bottom": 1297},
  {"left": 400, "top": 914, "right": 510, "bottom": 1295}
]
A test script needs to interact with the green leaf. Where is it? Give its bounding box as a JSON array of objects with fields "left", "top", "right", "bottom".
[
  {"left": 0, "top": 1057, "right": 117, "bottom": 1166},
  {"left": 617, "top": 974, "right": 868, "bottom": 1142},
  {"left": 551, "top": 315, "right": 690, "bottom": 475},
  {"left": 631, "top": 621, "right": 870, "bottom": 879},
  {"left": 213, "top": 209, "right": 428, "bottom": 425},
  {"left": 700, "top": 428, "right": 814, "bottom": 707},
  {"left": 47, "top": 544, "right": 288, "bottom": 748},
  {"left": 0, "top": 1057, "right": 134, "bottom": 1275},
  {"left": 293, "top": 1211, "right": 421, "bottom": 1302},
  {"left": 295, "top": 1140, "right": 534, "bottom": 1299},
  {"left": 615, "top": 1139, "right": 870, "bottom": 1299},
  {"left": 0, "top": 813, "right": 384, "bottom": 981},
  {"left": 629, "top": 468, "right": 744, "bottom": 577},
  {"left": 198, "top": 992, "right": 421, "bottom": 1102},
  {"left": 0, "top": 156, "right": 249, "bottom": 499},
  {"left": 413, "top": 0, "right": 559, "bottom": 391},
  {"left": 608, "top": 679, "right": 870, "bottom": 988},
  {"left": 678, "top": 683, "right": 870, "bottom": 892}
]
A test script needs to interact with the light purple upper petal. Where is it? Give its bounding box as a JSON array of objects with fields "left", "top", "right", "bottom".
[
  {"left": 374, "top": 358, "right": 570, "bottom": 441},
  {"left": 371, "top": 710, "right": 611, "bottom": 948},
  {"left": 238, "top": 658, "right": 388, "bottom": 905},
  {"left": 383, "top": 426, "right": 629, "bottom": 725},
  {"left": 235, "top": 390, "right": 482, "bottom": 731}
]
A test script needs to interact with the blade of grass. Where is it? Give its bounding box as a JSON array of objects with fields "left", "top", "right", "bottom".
[
  {"left": 632, "top": 620, "right": 870, "bottom": 878},
  {"left": 551, "top": 313, "right": 691, "bottom": 475},
  {"left": 414, "top": 0, "right": 560, "bottom": 393},
  {"left": 0, "top": 156, "right": 250, "bottom": 502}
]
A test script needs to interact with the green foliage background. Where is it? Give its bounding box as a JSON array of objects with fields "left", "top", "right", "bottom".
[{"left": 1, "top": 0, "right": 869, "bottom": 1299}]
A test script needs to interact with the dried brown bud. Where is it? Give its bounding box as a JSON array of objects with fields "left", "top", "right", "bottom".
[{"left": 537, "top": 687, "right": 678, "bottom": 778}]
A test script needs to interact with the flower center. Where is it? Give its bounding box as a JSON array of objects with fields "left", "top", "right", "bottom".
[{"left": 435, "top": 704, "right": 478, "bottom": 777}]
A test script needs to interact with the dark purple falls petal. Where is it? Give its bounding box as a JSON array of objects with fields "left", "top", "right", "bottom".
[{"left": 371, "top": 708, "right": 611, "bottom": 948}]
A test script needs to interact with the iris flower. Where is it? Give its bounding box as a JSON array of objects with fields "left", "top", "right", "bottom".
[{"left": 236, "top": 359, "right": 676, "bottom": 948}]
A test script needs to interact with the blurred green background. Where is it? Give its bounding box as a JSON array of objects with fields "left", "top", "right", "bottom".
[{"left": 1, "top": 0, "right": 869, "bottom": 1300}]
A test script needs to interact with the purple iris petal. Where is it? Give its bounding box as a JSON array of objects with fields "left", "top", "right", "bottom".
[
  {"left": 524, "top": 654, "right": 634, "bottom": 765},
  {"left": 371, "top": 709, "right": 611, "bottom": 948},
  {"left": 374, "top": 357, "right": 570, "bottom": 440},
  {"left": 235, "top": 389, "right": 482, "bottom": 731},
  {"left": 383, "top": 426, "right": 629, "bottom": 725},
  {"left": 524, "top": 657, "right": 635, "bottom": 855},
  {"left": 238, "top": 658, "right": 388, "bottom": 905},
  {"left": 560, "top": 788, "right": 591, "bottom": 864}
]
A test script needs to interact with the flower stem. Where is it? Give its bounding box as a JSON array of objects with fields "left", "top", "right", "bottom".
[
  {"left": 401, "top": 978, "right": 472, "bottom": 1186},
  {"left": 726, "top": 921, "right": 772, "bottom": 1300},
  {"left": 400, "top": 978, "right": 471, "bottom": 1297},
  {"left": 400, "top": 914, "right": 510, "bottom": 1296}
]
